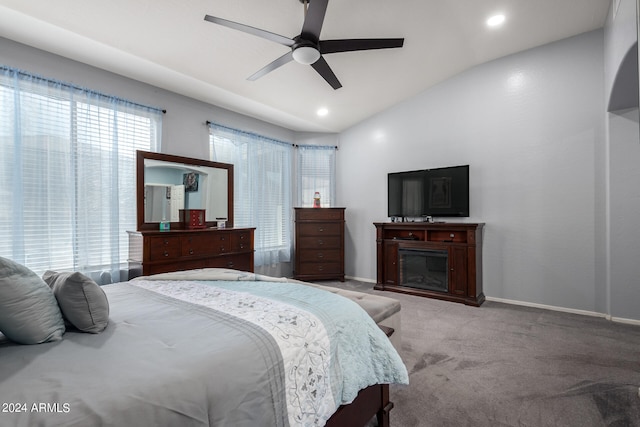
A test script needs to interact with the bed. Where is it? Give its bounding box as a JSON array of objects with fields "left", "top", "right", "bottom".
[{"left": 0, "top": 266, "right": 408, "bottom": 427}]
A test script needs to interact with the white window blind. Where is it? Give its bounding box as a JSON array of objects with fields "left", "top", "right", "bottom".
[
  {"left": 0, "top": 66, "right": 162, "bottom": 283},
  {"left": 296, "top": 145, "right": 337, "bottom": 207},
  {"left": 209, "top": 122, "right": 293, "bottom": 266}
]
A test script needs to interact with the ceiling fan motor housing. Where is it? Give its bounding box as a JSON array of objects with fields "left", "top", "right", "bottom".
[{"left": 292, "top": 37, "right": 321, "bottom": 64}]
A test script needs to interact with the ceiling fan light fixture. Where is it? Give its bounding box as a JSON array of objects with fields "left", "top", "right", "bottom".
[{"left": 292, "top": 46, "right": 321, "bottom": 65}]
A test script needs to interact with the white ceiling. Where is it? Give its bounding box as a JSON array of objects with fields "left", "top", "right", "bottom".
[{"left": 0, "top": 0, "right": 610, "bottom": 133}]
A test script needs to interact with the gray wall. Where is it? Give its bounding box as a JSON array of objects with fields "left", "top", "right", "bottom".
[
  {"left": 604, "top": 0, "right": 640, "bottom": 321},
  {"left": 0, "top": 37, "right": 296, "bottom": 159},
  {"left": 337, "top": 30, "right": 607, "bottom": 316},
  {"left": 608, "top": 108, "right": 640, "bottom": 321},
  {"left": 605, "top": 0, "right": 638, "bottom": 103}
]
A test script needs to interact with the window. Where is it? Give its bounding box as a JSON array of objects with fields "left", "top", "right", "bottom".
[
  {"left": 297, "top": 145, "right": 337, "bottom": 207},
  {"left": 0, "top": 66, "right": 162, "bottom": 283},
  {"left": 209, "top": 123, "right": 293, "bottom": 266}
]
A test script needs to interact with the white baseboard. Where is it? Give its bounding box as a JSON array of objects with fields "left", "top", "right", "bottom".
[
  {"left": 610, "top": 316, "right": 640, "bottom": 326},
  {"left": 343, "top": 277, "right": 640, "bottom": 326},
  {"left": 486, "top": 296, "right": 640, "bottom": 326},
  {"left": 345, "top": 275, "right": 376, "bottom": 284}
]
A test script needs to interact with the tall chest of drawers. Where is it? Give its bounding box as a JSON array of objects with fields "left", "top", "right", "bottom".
[
  {"left": 127, "top": 227, "right": 255, "bottom": 278},
  {"left": 294, "top": 207, "right": 345, "bottom": 282}
]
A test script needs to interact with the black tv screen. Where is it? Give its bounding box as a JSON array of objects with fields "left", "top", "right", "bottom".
[{"left": 388, "top": 165, "right": 469, "bottom": 218}]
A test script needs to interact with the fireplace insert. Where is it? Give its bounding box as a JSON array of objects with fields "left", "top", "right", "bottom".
[{"left": 399, "top": 248, "right": 448, "bottom": 293}]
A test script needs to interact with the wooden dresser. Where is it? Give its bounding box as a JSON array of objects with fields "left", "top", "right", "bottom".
[
  {"left": 127, "top": 227, "right": 255, "bottom": 278},
  {"left": 294, "top": 208, "right": 345, "bottom": 282}
]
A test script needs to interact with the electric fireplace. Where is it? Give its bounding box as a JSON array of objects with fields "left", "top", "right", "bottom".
[{"left": 374, "top": 222, "right": 484, "bottom": 306}]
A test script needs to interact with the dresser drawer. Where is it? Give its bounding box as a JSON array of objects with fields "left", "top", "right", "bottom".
[
  {"left": 207, "top": 253, "right": 253, "bottom": 271},
  {"left": 145, "top": 259, "right": 207, "bottom": 275},
  {"left": 181, "top": 234, "right": 215, "bottom": 257},
  {"left": 296, "top": 262, "right": 342, "bottom": 276},
  {"left": 297, "top": 222, "right": 341, "bottom": 236},
  {"left": 296, "top": 208, "right": 344, "bottom": 221},
  {"left": 148, "top": 236, "right": 181, "bottom": 261},
  {"left": 427, "top": 230, "right": 468, "bottom": 243},
  {"left": 298, "top": 248, "right": 341, "bottom": 263},
  {"left": 297, "top": 236, "right": 341, "bottom": 249},
  {"left": 230, "top": 231, "right": 252, "bottom": 252},
  {"left": 206, "top": 232, "right": 231, "bottom": 255}
]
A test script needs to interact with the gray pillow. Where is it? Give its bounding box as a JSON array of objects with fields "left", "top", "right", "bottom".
[
  {"left": 43, "top": 271, "right": 110, "bottom": 334},
  {"left": 0, "top": 257, "right": 65, "bottom": 344}
]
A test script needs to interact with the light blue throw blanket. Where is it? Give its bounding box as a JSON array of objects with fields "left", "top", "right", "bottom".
[{"left": 202, "top": 279, "right": 409, "bottom": 403}]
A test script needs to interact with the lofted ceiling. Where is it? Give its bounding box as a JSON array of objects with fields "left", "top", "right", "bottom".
[{"left": 0, "top": 0, "right": 610, "bottom": 133}]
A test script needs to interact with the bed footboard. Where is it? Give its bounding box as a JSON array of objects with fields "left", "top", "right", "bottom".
[{"left": 325, "top": 383, "right": 393, "bottom": 427}]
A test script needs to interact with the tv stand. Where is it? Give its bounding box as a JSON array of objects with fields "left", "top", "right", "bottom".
[{"left": 374, "top": 222, "right": 484, "bottom": 306}]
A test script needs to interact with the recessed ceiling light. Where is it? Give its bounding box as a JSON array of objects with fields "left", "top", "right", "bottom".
[
  {"left": 486, "top": 14, "right": 505, "bottom": 27},
  {"left": 317, "top": 107, "right": 329, "bottom": 117}
]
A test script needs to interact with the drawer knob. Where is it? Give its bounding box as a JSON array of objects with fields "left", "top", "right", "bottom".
[
  {"left": 189, "top": 249, "right": 194, "bottom": 255},
  {"left": 163, "top": 251, "right": 169, "bottom": 257},
  {"left": 318, "top": 227, "right": 324, "bottom": 232},
  {"left": 163, "top": 239, "right": 169, "bottom": 245},
  {"left": 318, "top": 240, "right": 324, "bottom": 245},
  {"left": 220, "top": 247, "right": 226, "bottom": 252}
]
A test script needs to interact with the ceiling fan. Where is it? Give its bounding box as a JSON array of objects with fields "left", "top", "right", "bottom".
[{"left": 204, "top": 0, "right": 404, "bottom": 90}]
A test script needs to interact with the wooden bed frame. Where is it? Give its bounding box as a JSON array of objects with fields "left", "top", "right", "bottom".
[
  {"left": 326, "top": 324, "right": 396, "bottom": 427},
  {"left": 326, "top": 383, "right": 393, "bottom": 427}
]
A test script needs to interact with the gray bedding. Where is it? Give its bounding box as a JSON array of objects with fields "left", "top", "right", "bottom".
[
  {"left": 0, "top": 272, "right": 408, "bottom": 427},
  {"left": 1, "top": 284, "right": 287, "bottom": 427}
]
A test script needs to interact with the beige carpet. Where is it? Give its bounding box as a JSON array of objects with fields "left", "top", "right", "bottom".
[{"left": 317, "top": 280, "right": 640, "bottom": 427}]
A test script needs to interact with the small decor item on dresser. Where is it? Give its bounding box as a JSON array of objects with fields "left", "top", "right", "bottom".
[
  {"left": 216, "top": 218, "right": 226, "bottom": 228},
  {"left": 313, "top": 192, "right": 321, "bottom": 208},
  {"left": 179, "top": 209, "right": 207, "bottom": 229},
  {"left": 159, "top": 219, "right": 170, "bottom": 231},
  {"left": 183, "top": 172, "right": 199, "bottom": 192}
]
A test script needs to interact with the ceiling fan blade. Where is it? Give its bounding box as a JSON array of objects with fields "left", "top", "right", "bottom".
[
  {"left": 204, "top": 15, "right": 295, "bottom": 47},
  {"left": 319, "top": 38, "right": 404, "bottom": 54},
  {"left": 300, "top": 0, "right": 329, "bottom": 42},
  {"left": 247, "top": 51, "right": 295, "bottom": 81},
  {"left": 310, "top": 56, "right": 342, "bottom": 90}
]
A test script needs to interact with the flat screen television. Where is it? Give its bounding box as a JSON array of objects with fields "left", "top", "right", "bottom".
[{"left": 388, "top": 165, "right": 469, "bottom": 219}]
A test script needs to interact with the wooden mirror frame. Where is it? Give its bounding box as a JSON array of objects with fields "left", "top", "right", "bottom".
[{"left": 136, "top": 150, "right": 234, "bottom": 231}]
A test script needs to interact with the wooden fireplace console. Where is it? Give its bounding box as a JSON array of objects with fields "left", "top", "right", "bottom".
[{"left": 374, "top": 222, "right": 485, "bottom": 306}]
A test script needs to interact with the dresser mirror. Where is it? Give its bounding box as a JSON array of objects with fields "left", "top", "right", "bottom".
[{"left": 136, "top": 150, "right": 234, "bottom": 230}]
